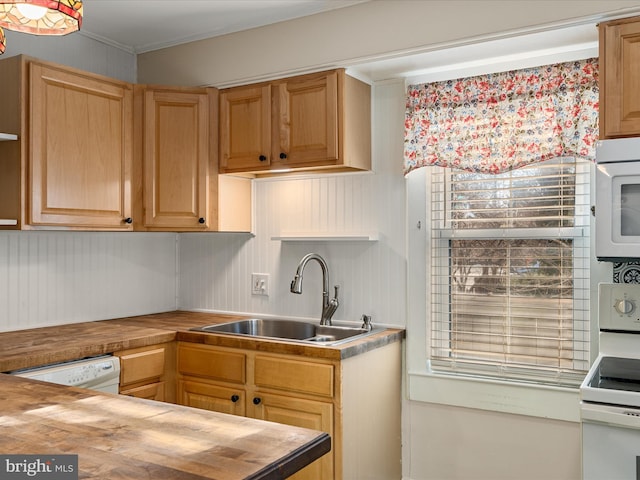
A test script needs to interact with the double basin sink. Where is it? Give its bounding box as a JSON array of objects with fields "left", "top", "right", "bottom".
[{"left": 190, "top": 318, "right": 379, "bottom": 346}]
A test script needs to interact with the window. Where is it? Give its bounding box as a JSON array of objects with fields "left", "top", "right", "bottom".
[
  {"left": 402, "top": 39, "right": 600, "bottom": 419},
  {"left": 428, "top": 158, "right": 590, "bottom": 386}
]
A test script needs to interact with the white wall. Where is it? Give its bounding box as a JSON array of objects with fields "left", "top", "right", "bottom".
[
  {"left": 0, "top": 232, "right": 177, "bottom": 332},
  {"left": 3, "top": 29, "right": 136, "bottom": 82},
  {"left": 138, "top": 0, "right": 640, "bottom": 87}
]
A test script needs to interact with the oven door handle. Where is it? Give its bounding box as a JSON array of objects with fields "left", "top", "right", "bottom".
[{"left": 581, "top": 402, "right": 640, "bottom": 429}]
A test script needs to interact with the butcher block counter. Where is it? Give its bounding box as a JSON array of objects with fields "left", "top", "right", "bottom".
[
  {"left": 0, "top": 311, "right": 404, "bottom": 372},
  {"left": 0, "top": 311, "right": 404, "bottom": 479},
  {"left": 0, "top": 374, "right": 330, "bottom": 479}
]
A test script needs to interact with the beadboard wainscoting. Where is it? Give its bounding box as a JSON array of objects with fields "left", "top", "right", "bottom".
[
  {"left": 179, "top": 173, "right": 407, "bottom": 329},
  {"left": 0, "top": 232, "right": 178, "bottom": 332}
]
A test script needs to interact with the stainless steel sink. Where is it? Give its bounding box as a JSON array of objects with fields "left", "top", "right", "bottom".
[{"left": 190, "top": 318, "right": 378, "bottom": 346}]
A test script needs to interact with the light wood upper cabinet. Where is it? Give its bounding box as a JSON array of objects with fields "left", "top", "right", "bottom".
[
  {"left": 135, "top": 85, "right": 253, "bottom": 232},
  {"left": 219, "top": 69, "right": 371, "bottom": 175},
  {"left": 138, "top": 86, "right": 211, "bottom": 230},
  {"left": 271, "top": 70, "right": 339, "bottom": 168},
  {"left": 0, "top": 55, "right": 133, "bottom": 229},
  {"left": 600, "top": 16, "right": 640, "bottom": 138},
  {"left": 219, "top": 84, "right": 272, "bottom": 171},
  {"left": 0, "top": 56, "right": 251, "bottom": 232}
]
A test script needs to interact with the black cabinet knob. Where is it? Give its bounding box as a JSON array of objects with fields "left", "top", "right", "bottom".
[
  {"left": 198, "top": 217, "right": 205, "bottom": 224},
  {"left": 123, "top": 217, "right": 133, "bottom": 224},
  {"left": 231, "top": 395, "right": 240, "bottom": 403},
  {"left": 252, "top": 397, "right": 261, "bottom": 405},
  {"left": 259, "top": 155, "right": 267, "bottom": 162},
  {"left": 279, "top": 152, "right": 287, "bottom": 159}
]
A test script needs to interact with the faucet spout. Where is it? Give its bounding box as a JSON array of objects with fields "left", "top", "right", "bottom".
[{"left": 290, "top": 253, "right": 340, "bottom": 326}]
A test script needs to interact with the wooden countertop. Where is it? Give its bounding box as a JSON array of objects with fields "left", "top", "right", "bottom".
[
  {"left": 0, "top": 374, "right": 330, "bottom": 479},
  {"left": 0, "top": 311, "right": 404, "bottom": 372}
]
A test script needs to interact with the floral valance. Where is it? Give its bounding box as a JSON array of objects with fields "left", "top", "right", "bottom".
[{"left": 403, "top": 58, "right": 599, "bottom": 175}]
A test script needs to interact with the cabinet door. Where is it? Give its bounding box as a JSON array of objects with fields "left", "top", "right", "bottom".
[
  {"left": 601, "top": 18, "right": 640, "bottom": 138},
  {"left": 29, "top": 62, "right": 133, "bottom": 228},
  {"left": 143, "top": 88, "right": 210, "bottom": 228},
  {"left": 219, "top": 84, "right": 271, "bottom": 172},
  {"left": 179, "top": 379, "right": 246, "bottom": 416},
  {"left": 250, "top": 392, "right": 333, "bottom": 480},
  {"left": 121, "top": 381, "right": 165, "bottom": 401},
  {"left": 272, "top": 71, "right": 339, "bottom": 168}
]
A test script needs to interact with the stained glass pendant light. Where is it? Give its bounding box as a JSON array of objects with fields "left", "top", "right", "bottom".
[
  {"left": 0, "top": 0, "right": 82, "bottom": 36},
  {"left": 0, "top": 27, "right": 5, "bottom": 54}
]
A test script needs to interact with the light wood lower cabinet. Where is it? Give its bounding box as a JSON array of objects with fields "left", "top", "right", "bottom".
[
  {"left": 115, "top": 343, "right": 175, "bottom": 402},
  {"left": 176, "top": 341, "right": 401, "bottom": 480}
]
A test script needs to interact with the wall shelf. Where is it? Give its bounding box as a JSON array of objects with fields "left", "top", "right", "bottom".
[
  {"left": 272, "top": 233, "right": 379, "bottom": 242},
  {"left": 0, "top": 133, "right": 18, "bottom": 141}
]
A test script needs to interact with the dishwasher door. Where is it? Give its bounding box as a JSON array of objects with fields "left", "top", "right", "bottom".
[{"left": 11, "top": 355, "right": 121, "bottom": 393}]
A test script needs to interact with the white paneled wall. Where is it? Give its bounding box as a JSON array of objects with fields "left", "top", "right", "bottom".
[
  {"left": 0, "top": 232, "right": 177, "bottom": 332},
  {"left": 179, "top": 175, "right": 406, "bottom": 327},
  {"left": 179, "top": 81, "right": 408, "bottom": 328}
]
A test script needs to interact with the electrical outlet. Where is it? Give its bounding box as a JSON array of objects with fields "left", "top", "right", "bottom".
[{"left": 251, "top": 273, "right": 270, "bottom": 296}]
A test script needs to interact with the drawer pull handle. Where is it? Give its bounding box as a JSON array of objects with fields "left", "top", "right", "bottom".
[
  {"left": 231, "top": 395, "right": 240, "bottom": 403},
  {"left": 253, "top": 397, "right": 261, "bottom": 405},
  {"left": 259, "top": 155, "right": 267, "bottom": 162},
  {"left": 123, "top": 217, "right": 133, "bottom": 224},
  {"left": 279, "top": 152, "right": 287, "bottom": 160}
]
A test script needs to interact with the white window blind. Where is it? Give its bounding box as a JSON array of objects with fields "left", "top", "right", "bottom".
[{"left": 429, "top": 157, "right": 590, "bottom": 387}]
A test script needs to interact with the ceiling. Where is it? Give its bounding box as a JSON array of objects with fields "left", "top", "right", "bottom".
[{"left": 80, "top": 0, "right": 369, "bottom": 54}]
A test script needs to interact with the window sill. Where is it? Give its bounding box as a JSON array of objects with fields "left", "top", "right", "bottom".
[{"left": 407, "top": 370, "right": 581, "bottom": 422}]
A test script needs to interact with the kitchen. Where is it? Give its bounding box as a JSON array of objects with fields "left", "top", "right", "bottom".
[{"left": 2, "top": 1, "right": 640, "bottom": 479}]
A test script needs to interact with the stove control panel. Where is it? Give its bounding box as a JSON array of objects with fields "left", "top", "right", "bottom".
[{"left": 599, "top": 283, "right": 640, "bottom": 331}]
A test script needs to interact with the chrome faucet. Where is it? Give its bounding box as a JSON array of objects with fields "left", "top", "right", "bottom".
[{"left": 290, "top": 253, "right": 339, "bottom": 326}]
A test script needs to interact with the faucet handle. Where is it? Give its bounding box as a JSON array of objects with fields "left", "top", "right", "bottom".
[
  {"left": 333, "top": 285, "right": 340, "bottom": 300},
  {"left": 361, "top": 314, "right": 373, "bottom": 331}
]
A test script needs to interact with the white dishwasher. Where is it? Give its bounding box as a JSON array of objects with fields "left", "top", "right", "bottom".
[{"left": 11, "top": 355, "right": 121, "bottom": 393}]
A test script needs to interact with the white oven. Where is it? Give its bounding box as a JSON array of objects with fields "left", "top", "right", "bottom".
[
  {"left": 595, "top": 138, "right": 640, "bottom": 261},
  {"left": 581, "top": 283, "right": 640, "bottom": 480}
]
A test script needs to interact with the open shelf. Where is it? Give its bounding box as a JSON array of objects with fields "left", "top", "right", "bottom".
[{"left": 272, "top": 232, "right": 378, "bottom": 242}]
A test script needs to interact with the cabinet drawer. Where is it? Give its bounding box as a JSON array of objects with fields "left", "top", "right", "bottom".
[
  {"left": 119, "top": 347, "right": 165, "bottom": 387},
  {"left": 178, "top": 344, "right": 246, "bottom": 384},
  {"left": 254, "top": 356, "right": 334, "bottom": 398},
  {"left": 121, "top": 381, "right": 165, "bottom": 401}
]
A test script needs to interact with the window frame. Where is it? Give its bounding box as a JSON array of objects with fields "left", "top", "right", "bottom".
[
  {"left": 428, "top": 159, "right": 591, "bottom": 386},
  {"left": 405, "top": 161, "right": 603, "bottom": 423},
  {"left": 403, "top": 42, "right": 610, "bottom": 422}
]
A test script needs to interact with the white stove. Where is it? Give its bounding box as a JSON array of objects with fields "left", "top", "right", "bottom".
[{"left": 581, "top": 283, "right": 640, "bottom": 480}]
